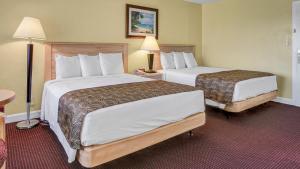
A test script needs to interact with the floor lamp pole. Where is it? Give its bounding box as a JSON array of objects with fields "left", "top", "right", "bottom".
[{"left": 16, "top": 41, "right": 39, "bottom": 129}]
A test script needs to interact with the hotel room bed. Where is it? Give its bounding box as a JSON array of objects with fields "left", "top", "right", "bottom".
[
  {"left": 41, "top": 74, "right": 205, "bottom": 163},
  {"left": 41, "top": 42, "right": 206, "bottom": 168},
  {"left": 159, "top": 67, "right": 278, "bottom": 110},
  {"left": 155, "top": 44, "right": 278, "bottom": 113}
]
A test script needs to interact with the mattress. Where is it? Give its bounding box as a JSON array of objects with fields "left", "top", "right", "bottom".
[
  {"left": 41, "top": 74, "right": 205, "bottom": 162},
  {"left": 159, "top": 67, "right": 277, "bottom": 108}
]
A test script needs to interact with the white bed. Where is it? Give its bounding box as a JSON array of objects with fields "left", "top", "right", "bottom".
[
  {"left": 155, "top": 44, "right": 278, "bottom": 112},
  {"left": 41, "top": 73, "right": 205, "bottom": 163},
  {"left": 159, "top": 66, "right": 278, "bottom": 109}
]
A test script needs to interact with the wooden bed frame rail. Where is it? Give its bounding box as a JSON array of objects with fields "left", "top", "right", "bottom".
[
  {"left": 78, "top": 112, "right": 205, "bottom": 168},
  {"left": 224, "top": 91, "right": 278, "bottom": 113}
]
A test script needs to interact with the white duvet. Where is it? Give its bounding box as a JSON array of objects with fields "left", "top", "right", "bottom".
[
  {"left": 41, "top": 74, "right": 205, "bottom": 162},
  {"left": 159, "top": 67, "right": 278, "bottom": 108}
]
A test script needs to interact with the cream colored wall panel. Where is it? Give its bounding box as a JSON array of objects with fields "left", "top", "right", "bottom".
[{"left": 202, "top": 0, "right": 292, "bottom": 98}]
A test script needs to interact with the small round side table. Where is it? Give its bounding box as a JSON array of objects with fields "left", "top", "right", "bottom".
[{"left": 0, "top": 90, "right": 16, "bottom": 112}]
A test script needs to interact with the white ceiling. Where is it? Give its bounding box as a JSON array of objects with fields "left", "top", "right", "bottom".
[{"left": 184, "top": 0, "right": 221, "bottom": 4}]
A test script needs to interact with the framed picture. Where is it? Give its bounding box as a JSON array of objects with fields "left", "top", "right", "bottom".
[{"left": 126, "top": 4, "right": 159, "bottom": 39}]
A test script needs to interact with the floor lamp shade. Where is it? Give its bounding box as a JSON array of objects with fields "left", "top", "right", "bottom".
[
  {"left": 141, "top": 36, "right": 160, "bottom": 73},
  {"left": 13, "top": 17, "right": 46, "bottom": 40},
  {"left": 13, "top": 17, "right": 46, "bottom": 129}
]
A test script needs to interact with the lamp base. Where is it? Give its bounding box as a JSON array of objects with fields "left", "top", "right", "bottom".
[
  {"left": 16, "top": 119, "right": 39, "bottom": 130},
  {"left": 145, "top": 69, "right": 157, "bottom": 73}
]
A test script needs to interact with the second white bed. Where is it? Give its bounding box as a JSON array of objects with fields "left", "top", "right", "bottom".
[{"left": 159, "top": 67, "right": 278, "bottom": 109}]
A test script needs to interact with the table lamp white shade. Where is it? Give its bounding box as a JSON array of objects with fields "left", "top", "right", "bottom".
[
  {"left": 141, "top": 36, "right": 160, "bottom": 52},
  {"left": 13, "top": 17, "right": 46, "bottom": 40}
]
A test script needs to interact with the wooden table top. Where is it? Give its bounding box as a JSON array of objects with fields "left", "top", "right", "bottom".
[{"left": 0, "top": 90, "right": 16, "bottom": 106}]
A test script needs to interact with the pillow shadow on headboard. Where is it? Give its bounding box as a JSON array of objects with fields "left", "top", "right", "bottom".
[
  {"left": 153, "top": 44, "right": 195, "bottom": 70},
  {"left": 44, "top": 42, "right": 128, "bottom": 81}
]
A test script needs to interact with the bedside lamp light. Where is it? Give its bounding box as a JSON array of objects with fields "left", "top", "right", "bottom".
[
  {"left": 13, "top": 17, "right": 46, "bottom": 129},
  {"left": 141, "top": 36, "right": 160, "bottom": 73}
]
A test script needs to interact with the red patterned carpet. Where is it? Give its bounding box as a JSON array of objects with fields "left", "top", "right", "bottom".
[{"left": 6, "top": 102, "right": 300, "bottom": 169}]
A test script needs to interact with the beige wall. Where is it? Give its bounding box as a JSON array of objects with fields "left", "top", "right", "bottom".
[
  {"left": 202, "top": 0, "right": 293, "bottom": 98},
  {"left": 0, "top": 0, "right": 293, "bottom": 115},
  {"left": 0, "top": 0, "right": 202, "bottom": 115}
]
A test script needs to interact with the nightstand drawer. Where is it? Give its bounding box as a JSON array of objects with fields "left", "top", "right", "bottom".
[
  {"left": 133, "top": 70, "right": 163, "bottom": 80},
  {"left": 139, "top": 74, "right": 162, "bottom": 80}
]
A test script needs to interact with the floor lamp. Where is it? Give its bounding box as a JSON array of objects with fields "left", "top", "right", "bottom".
[
  {"left": 141, "top": 36, "right": 160, "bottom": 73},
  {"left": 13, "top": 17, "right": 46, "bottom": 129}
]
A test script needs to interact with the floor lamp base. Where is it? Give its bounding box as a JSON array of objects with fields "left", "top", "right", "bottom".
[{"left": 16, "top": 119, "right": 39, "bottom": 130}]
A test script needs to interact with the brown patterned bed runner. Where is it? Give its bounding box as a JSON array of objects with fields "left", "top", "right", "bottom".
[
  {"left": 58, "top": 80, "right": 200, "bottom": 149},
  {"left": 195, "top": 70, "right": 274, "bottom": 104}
]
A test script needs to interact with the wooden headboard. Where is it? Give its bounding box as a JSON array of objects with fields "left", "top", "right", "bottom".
[
  {"left": 153, "top": 44, "right": 195, "bottom": 70},
  {"left": 44, "top": 42, "right": 128, "bottom": 81}
]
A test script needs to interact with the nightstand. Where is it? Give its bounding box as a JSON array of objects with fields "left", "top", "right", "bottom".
[
  {"left": 133, "top": 69, "right": 163, "bottom": 80},
  {"left": 0, "top": 90, "right": 16, "bottom": 113}
]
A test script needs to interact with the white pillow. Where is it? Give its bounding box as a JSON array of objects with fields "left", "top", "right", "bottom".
[
  {"left": 55, "top": 55, "right": 82, "bottom": 79},
  {"left": 173, "top": 52, "right": 186, "bottom": 69},
  {"left": 183, "top": 53, "right": 198, "bottom": 68},
  {"left": 160, "top": 52, "right": 175, "bottom": 70},
  {"left": 99, "top": 53, "right": 124, "bottom": 75},
  {"left": 78, "top": 54, "right": 102, "bottom": 77}
]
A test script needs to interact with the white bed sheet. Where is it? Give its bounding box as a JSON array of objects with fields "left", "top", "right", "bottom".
[
  {"left": 159, "top": 67, "right": 277, "bottom": 108},
  {"left": 41, "top": 74, "right": 205, "bottom": 163}
]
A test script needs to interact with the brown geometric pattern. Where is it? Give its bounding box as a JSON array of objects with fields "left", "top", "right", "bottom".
[
  {"left": 6, "top": 102, "right": 300, "bottom": 169},
  {"left": 58, "top": 80, "right": 200, "bottom": 149},
  {"left": 195, "top": 70, "right": 274, "bottom": 104}
]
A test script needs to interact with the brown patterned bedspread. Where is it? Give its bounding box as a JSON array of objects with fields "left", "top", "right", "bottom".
[
  {"left": 58, "top": 80, "right": 200, "bottom": 149},
  {"left": 195, "top": 70, "right": 274, "bottom": 104}
]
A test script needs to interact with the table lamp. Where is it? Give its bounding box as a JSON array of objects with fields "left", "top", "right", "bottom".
[
  {"left": 141, "top": 36, "right": 160, "bottom": 73},
  {"left": 13, "top": 17, "right": 46, "bottom": 129}
]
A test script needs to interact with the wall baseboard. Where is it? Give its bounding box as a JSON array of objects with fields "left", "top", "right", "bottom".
[
  {"left": 5, "top": 110, "right": 41, "bottom": 124},
  {"left": 273, "top": 97, "right": 296, "bottom": 106}
]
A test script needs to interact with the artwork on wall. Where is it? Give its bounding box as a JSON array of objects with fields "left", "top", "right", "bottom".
[{"left": 126, "top": 4, "right": 159, "bottom": 39}]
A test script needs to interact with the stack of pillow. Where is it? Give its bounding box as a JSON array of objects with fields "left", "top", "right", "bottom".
[
  {"left": 55, "top": 53, "right": 124, "bottom": 79},
  {"left": 160, "top": 52, "right": 198, "bottom": 70}
]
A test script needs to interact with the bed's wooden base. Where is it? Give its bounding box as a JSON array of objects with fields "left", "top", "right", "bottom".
[
  {"left": 224, "top": 91, "right": 278, "bottom": 113},
  {"left": 77, "top": 112, "right": 205, "bottom": 168}
]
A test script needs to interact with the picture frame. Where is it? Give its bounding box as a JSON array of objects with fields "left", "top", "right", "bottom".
[{"left": 126, "top": 4, "right": 159, "bottom": 39}]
